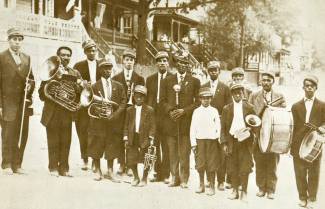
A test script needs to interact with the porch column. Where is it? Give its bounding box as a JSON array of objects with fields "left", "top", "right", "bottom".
[
  {"left": 9, "top": 0, "right": 16, "bottom": 8},
  {"left": 38, "top": 0, "right": 43, "bottom": 15},
  {"left": 170, "top": 19, "right": 173, "bottom": 41},
  {"left": 112, "top": 5, "right": 116, "bottom": 45}
]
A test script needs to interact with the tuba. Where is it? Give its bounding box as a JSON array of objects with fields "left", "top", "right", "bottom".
[
  {"left": 82, "top": 89, "right": 119, "bottom": 119},
  {"left": 144, "top": 144, "right": 157, "bottom": 172},
  {"left": 126, "top": 80, "right": 134, "bottom": 105},
  {"left": 40, "top": 56, "right": 89, "bottom": 112}
]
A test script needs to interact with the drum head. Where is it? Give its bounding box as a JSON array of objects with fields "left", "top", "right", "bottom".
[
  {"left": 259, "top": 108, "right": 272, "bottom": 152},
  {"left": 299, "top": 131, "right": 317, "bottom": 158}
]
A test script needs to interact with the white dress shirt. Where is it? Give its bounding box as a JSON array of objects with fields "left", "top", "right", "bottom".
[
  {"left": 210, "top": 79, "right": 219, "bottom": 95},
  {"left": 177, "top": 72, "right": 186, "bottom": 84},
  {"left": 304, "top": 96, "right": 315, "bottom": 123},
  {"left": 9, "top": 48, "right": 21, "bottom": 66},
  {"left": 87, "top": 59, "right": 97, "bottom": 84},
  {"left": 101, "top": 77, "right": 112, "bottom": 100},
  {"left": 263, "top": 90, "right": 272, "bottom": 104},
  {"left": 124, "top": 68, "right": 133, "bottom": 81},
  {"left": 190, "top": 105, "right": 221, "bottom": 146},
  {"left": 135, "top": 105, "right": 142, "bottom": 133},
  {"left": 157, "top": 71, "right": 167, "bottom": 103},
  {"left": 229, "top": 101, "right": 246, "bottom": 136}
]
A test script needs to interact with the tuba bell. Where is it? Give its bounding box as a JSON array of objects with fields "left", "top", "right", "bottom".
[
  {"left": 40, "top": 56, "right": 86, "bottom": 112},
  {"left": 245, "top": 114, "right": 262, "bottom": 128},
  {"left": 85, "top": 90, "right": 119, "bottom": 119}
]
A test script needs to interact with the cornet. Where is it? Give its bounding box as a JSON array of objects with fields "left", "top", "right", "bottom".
[{"left": 126, "top": 81, "right": 134, "bottom": 105}]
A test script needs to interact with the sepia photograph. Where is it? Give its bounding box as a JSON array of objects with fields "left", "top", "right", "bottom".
[{"left": 0, "top": 0, "right": 325, "bottom": 209}]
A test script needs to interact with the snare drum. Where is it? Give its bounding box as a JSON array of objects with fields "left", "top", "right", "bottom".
[
  {"left": 259, "top": 107, "right": 293, "bottom": 154},
  {"left": 299, "top": 130, "right": 324, "bottom": 163}
]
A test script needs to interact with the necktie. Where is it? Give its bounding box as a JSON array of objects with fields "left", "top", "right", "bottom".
[
  {"left": 180, "top": 75, "right": 184, "bottom": 84},
  {"left": 127, "top": 71, "right": 130, "bottom": 80}
]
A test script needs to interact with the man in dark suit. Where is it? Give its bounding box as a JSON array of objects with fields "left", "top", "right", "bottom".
[
  {"left": 0, "top": 27, "right": 35, "bottom": 175},
  {"left": 87, "top": 58, "right": 127, "bottom": 181},
  {"left": 39, "top": 46, "right": 82, "bottom": 177},
  {"left": 123, "top": 85, "right": 156, "bottom": 187},
  {"left": 160, "top": 55, "right": 200, "bottom": 188},
  {"left": 220, "top": 84, "right": 256, "bottom": 202},
  {"left": 73, "top": 39, "right": 100, "bottom": 170},
  {"left": 248, "top": 71, "right": 286, "bottom": 199},
  {"left": 291, "top": 75, "right": 325, "bottom": 208},
  {"left": 146, "top": 51, "right": 172, "bottom": 183},
  {"left": 112, "top": 48, "right": 145, "bottom": 175},
  {"left": 201, "top": 61, "right": 232, "bottom": 191}
]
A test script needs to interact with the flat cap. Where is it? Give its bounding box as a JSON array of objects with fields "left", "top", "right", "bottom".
[
  {"left": 230, "top": 83, "right": 244, "bottom": 91},
  {"left": 155, "top": 51, "right": 169, "bottom": 60},
  {"left": 7, "top": 27, "right": 24, "bottom": 39},
  {"left": 82, "top": 39, "right": 96, "bottom": 50},
  {"left": 175, "top": 54, "right": 189, "bottom": 64},
  {"left": 123, "top": 48, "right": 136, "bottom": 59},
  {"left": 261, "top": 71, "right": 275, "bottom": 80},
  {"left": 98, "top": 58, "right": 113, "bottom": 68},
  {"left": 207, "top": 61, "right": 220, "bottom": 70},
  {"left": 199, "top": 87, "right": 213, "bottom": 97},
  {"left": 232, "top": 67, "right": 244, "bottom": 76},
  {"left": 134, "top": 85, "right": 147, "bottom": 96},
  {"left": 304, "top": 74, "right": 318, "bottom": 86}
]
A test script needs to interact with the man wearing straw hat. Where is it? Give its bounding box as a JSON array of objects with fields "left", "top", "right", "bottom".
[{"left": 0, "top": 27, "right": 35, "bottom": 175}]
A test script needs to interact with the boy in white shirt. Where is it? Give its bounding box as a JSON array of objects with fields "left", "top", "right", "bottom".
[{"left": 190, "top": 87, "right": 221, "bottom": 196}]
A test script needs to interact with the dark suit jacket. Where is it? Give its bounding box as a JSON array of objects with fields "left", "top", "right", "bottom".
[
  {"left": 201, "top": 80, "right": 232, "bottom": 114},
  {"left": 39, "top": 67, "right": 82, "bottom": 127},
  {"left": 112, "top": 70, "right": 145, "bottom": 99},
  {"left": 291, "top": 98, "right": 325, "bottom": 157},
  {"left": 160, "top": 73, "right": 200, "bottom": 136},
  {"left": 88, "top": 79, "right": 127, "bottom": 136},
  {"left": 220, "top": 101, "right": 256, "bottom": 154},
  {"left": 73, "top": 59, "right": 101, "bottom": 122},
  {"left": 123, "top": 104, "right": 156, "bottom": 148},
  {"left": 0, "top": 49, "right": 35, "bottom": 121},
  {"left": 146, "top": 71, "right": 172, "bottom": 130}
]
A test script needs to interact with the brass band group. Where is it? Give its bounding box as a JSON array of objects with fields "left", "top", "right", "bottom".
[{"left": 1, "top": 28, "right": 325, "bottom": 208}]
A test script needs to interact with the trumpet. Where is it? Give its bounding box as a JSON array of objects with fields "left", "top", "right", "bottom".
[
  {"left": 144, "top": 144, "right": 157, "bottom": 171},
  {"left": 126, "top": 81, "right": 134, "bottom": 105}
]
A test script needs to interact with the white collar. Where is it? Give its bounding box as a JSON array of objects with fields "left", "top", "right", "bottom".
[
  {"left": 304, "top": 96, "right": 315, "bottom": 102},
  {"left": 87, "top": 59, "right": 96, "bottom": 63},
  {"left": 9, "top": 48, "right": 20, "bottom": 56},
  {"left": 233, "top": 100, "right": 243, "bottom": 105},
  {"left": 101, "top": 77, "right": 111, "bottom": 83},
  {"left": 210, "top": 79, "right": 218, "bottom": 85},
  {"left": 135, "top": 105, "right": 142, "bottom": 109},
  {"left": 159, "top": 71, "right": 167, "bottom": 78},
  {"left": 177, "top": 72, "right": 186, "bottom": 79}
]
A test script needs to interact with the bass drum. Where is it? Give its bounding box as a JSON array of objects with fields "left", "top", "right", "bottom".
[
  {"left": 259, "top": 107, "right": 293, "bottom": 154},
  {"left": 299, "top": 130, "right": 324, "bottom": 163}
]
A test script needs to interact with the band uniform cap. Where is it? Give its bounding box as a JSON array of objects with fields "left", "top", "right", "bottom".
[
  {"left": 98, "top": 58, "right": 113, "bottom": 68},
  {"left": 155, "top": 51, "right": 169, "bottom": 60},
  {"left": 123, "top": 49, "right": 136, "bottom": 59},
  {"left": 261, "top": 71, "right": 275, "bottom": 80},
  {"left": 199, "top": 87, "right": 213, "bottom": 97},
  {"left": 207, "top": 61, "right": 220, "bottom": 69},
  {"left": 7, "top": 27, "right": 24, "bottom": 39},
  {"left": 230, "top": 83, "right": 244, "bottom": 91},
  {"left": 175, "top": 54, "right": 189, "bottom": 64},
  {"left": 232, "top": 67, "right": 244, "bottom": 76},
  {"left": 82, "top": 39, "right": 96, "bottom": 50},
  {"left": 304, "top": 74, "right": 318, "bottom": 86},
  {"left": 134, "top": 85, "right": 147, "bottom": 96}
]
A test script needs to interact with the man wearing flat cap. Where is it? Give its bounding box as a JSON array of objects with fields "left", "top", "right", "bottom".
[
  {"left": 112, "top": 48, "right": 145, "bottom": 175},
  {"left": 145, "top": 50, "right": 172, "bottom": 183},
  {"left": 202, "top": 60, "right": 232, "bottom": 191},
  {"left": 220, "top": 83, "right": 256, "bottom": 202},
  {"left": 87, "top": 58, "right": 127, "bottom": 181},
  {"left": 39, "top": 46, "right": 82, "bottom": 177},
  {"left": 73, "top": 39, "right": 100, "bottom": 171},
  {"left": 248, "top": 71, "right": 286, "bottom": 199},
  {"left": 291, "top": 74, "right": 325, "bottom": 208},
  {"left": 230, "top": 67, "right": 252, "bottom": 101},
  {"left": 0, "top": 27, "right": 35, "bottom": 175},
  {"left": 160, "top": 53, "right": 200, "bottom": 188}
]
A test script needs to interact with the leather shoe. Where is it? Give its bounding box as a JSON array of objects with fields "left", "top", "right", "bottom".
[
  {"left": 149, "top": 177, "right": 159, "bottom": 182},
  {"left": 168, "top": 178, "right": 180, "bottom": 187},
  {"left": 104, "top": 169, "right": 121, "bottom": 183},
  {"left": 81, "top": 161, "right": 88, "bottom": 171},
  {"left": 298, "top": 200, "right": 307, "bottom": 207},
  {"left": 2, "top": 168, "right": 13, "bottom": 175},
  {"left": 131, "top": 178, "right": 140, "bottom": 186},
  {"left": 195, "top": 184, "right": 205, "bottom": 193},
  {"left": 267, "top": 192, "right": 275, "bottom": 200},
  {"left": 217, "top": 183, "right": 225, "bottom": 191},
  {"left": 240, "top": 191, "right": 248, "bottom": 203},
  {"left": 307, "top": 199, "right": 316, "bottom": 208},
  {"left": 206, "top": 187, "right": 215, "bottom": 196},
  {"left": 228, "top": 189, "right": 239, "bottom": 200},
  {"left": 163, "top": 178, "right": 170, "bottom": 184},
  {"left": 49, "top": 170, "right": 59, "bottom": 177},
  {"left": 180, "top": 182, "right": 188, "bottom": 189},
  {"left": 60, "top": 171, "right": 73, "bottom": 177},
  {"left": 13, "top": 168, "right": 25, "bottom": 175},
  {"left": 138, "top": 180, "right": 147, "bottom": 187},
  {"left": 225, "top": 182, "right": 232, "bottom": 189},
  {"left": 94, "top": 170, "right": 102, "bottom": 181},
  {"left": 127, "top": 168, "right": 133, "bottom": 177},
  {"left": 256, "top": 190, "right": 266, "bottom": 197},
  {"left": 117, "top": 165, "right": 125, "bottom": 175}
]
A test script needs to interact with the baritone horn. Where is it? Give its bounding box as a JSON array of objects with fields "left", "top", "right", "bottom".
[{"left": 144, "top": 144, "right": 157, "bottom": 172}]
